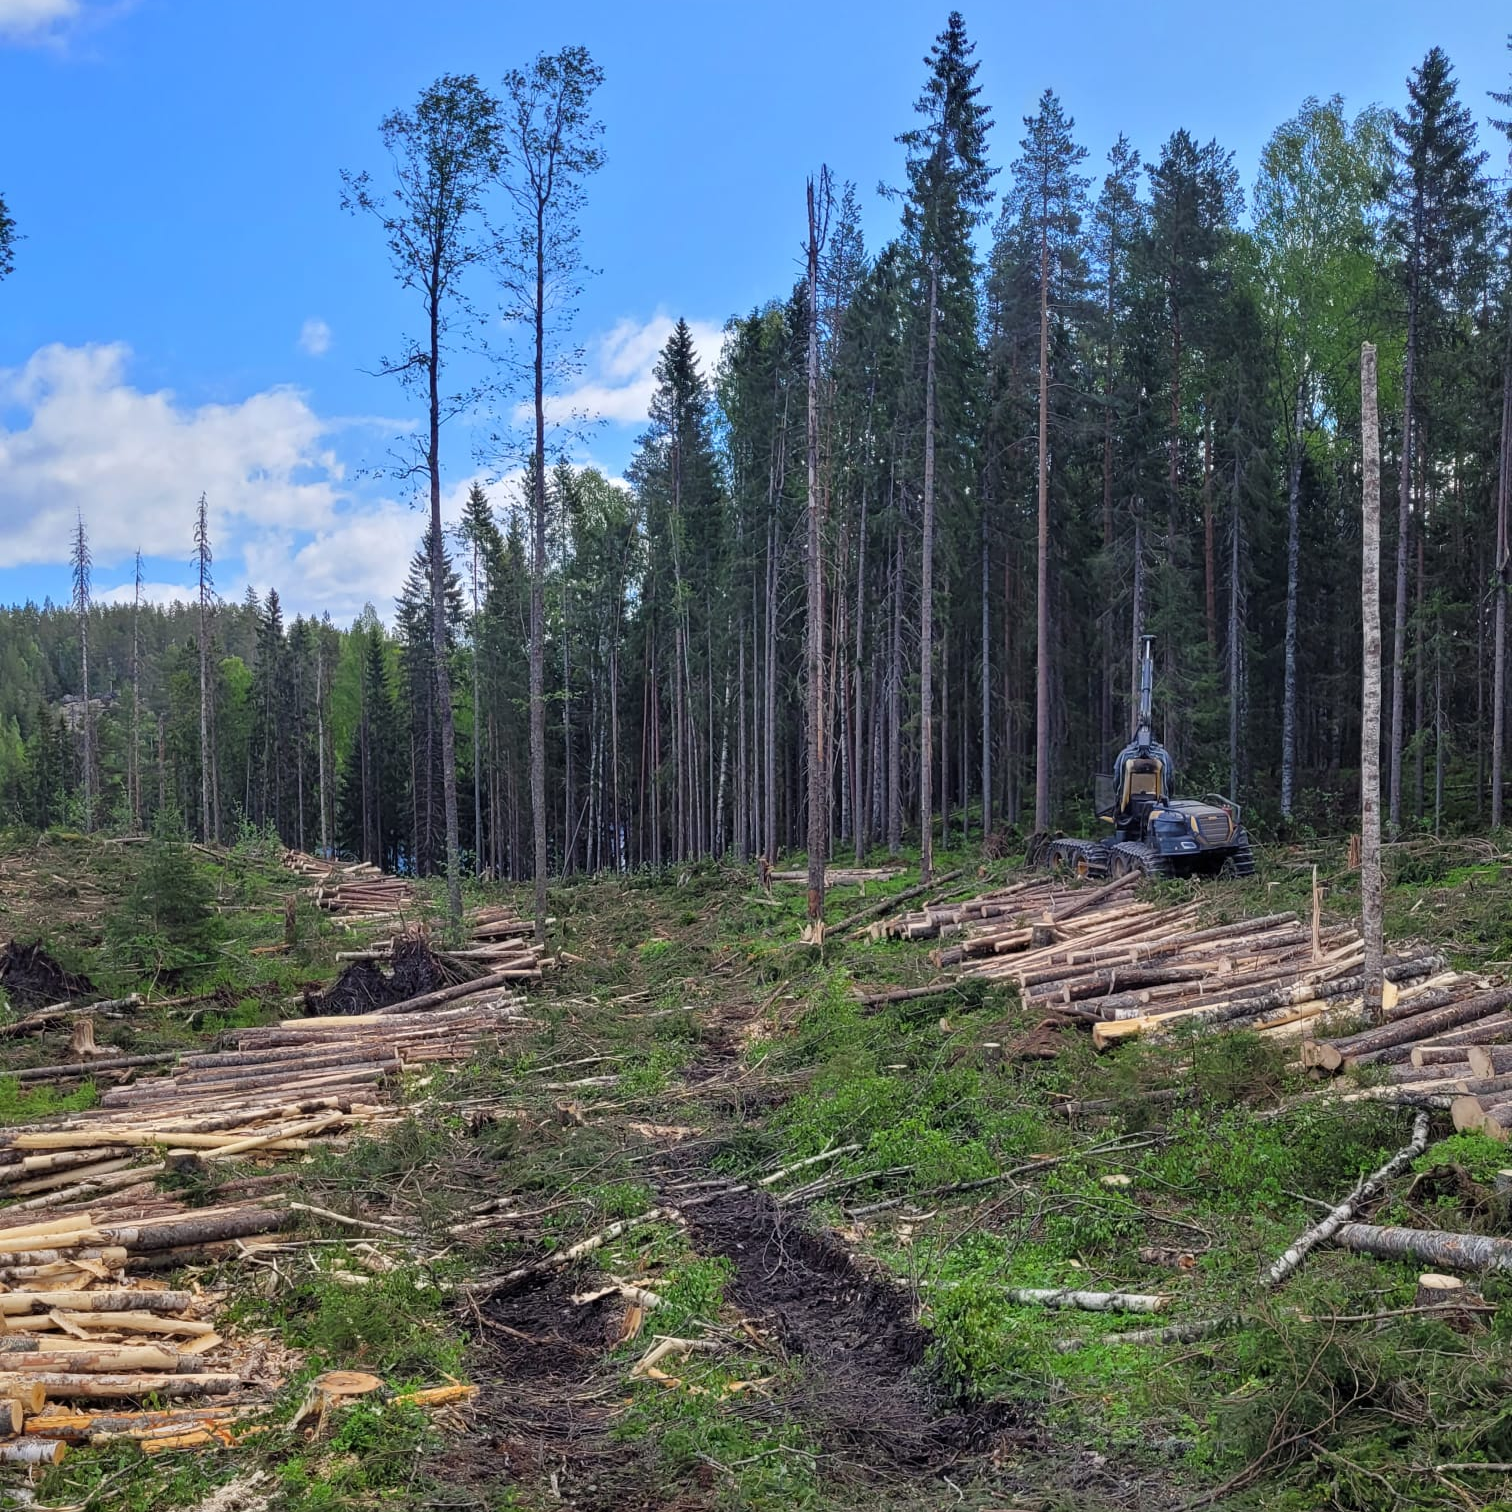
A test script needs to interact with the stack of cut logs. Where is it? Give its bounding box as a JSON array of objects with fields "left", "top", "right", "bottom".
[
  {"left": 879, "top": 872, "right": 1493, "bottom": 1054},
  {"left": 1299, "top": 988, "right": 1512, "bottom": 1137},
  {"left": 0, "top": 998, "right": 535, "bottom": 1215},
  {"left": 874, "top": 874, "right": 1071, "bottom": 942}
]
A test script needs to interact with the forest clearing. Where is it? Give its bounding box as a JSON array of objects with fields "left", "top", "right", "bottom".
[
  {"left": 5, "top": 3, "right": 1512, "bottom": 1510},
  {"left": 0, "top": 828, "right": 1505, "bottom": 1510}
]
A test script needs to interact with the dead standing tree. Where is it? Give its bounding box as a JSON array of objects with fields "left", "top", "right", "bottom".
[
  {"left": 805, "top": 171, "right": 831, "bottom": 925},
  {"left": 69, "top": 512, "right": 92, "bottom": 832},
  {"left": 494, "top": 47, "right": 605, "bottom": 943},
  {"left": 342, "top": 74, "right": 502, "bottom": 927},
  {"left": 193, "top": 495, "right": 217, "bottom": 845},
  {"left": 1361, "top": 342, "right": 1384, "bottom": 1020}
]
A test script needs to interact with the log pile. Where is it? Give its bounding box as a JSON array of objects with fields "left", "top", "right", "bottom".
[
  {"left": 1296, "top": 989, "right": 1512, "bottom": 1133},
  {"left": 876, "top": 872, "right": 1494, "bottom": 1054}
]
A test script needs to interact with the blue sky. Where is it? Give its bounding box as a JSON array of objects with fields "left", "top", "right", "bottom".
[{"left": 1, "top": 0, "right": 1508, "bottom": 621}]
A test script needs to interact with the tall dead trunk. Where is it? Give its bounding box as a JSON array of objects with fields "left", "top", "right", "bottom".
[
  {"left": 195, "top": 495, "right": 213, "bottom": 845},
  {"left": 316, "top": 639, "right": 330, "bottom": 859},
  {"left": 980, "top": 509, "right": 991, "bottom": 838},
  {"left": 919, "top": 255, "right": 939, "bottom": 884},
  {"left": 1129, "top": 506, "right": 1145, "bottom": 722},
  {"left": 1033, "top": 222, "right": 1052, "bottom": 833},
  {"left": 528, "top": 206, "right": 550, "bottom": 935},
  {"left": 853, "top": 479, "right": 869, "bottom": 864},
  {"left": 1494, "top": 315, "right": 1512, "bottom": 828},
  {"left": 429, "top": 276, "right": 463, "bottom": 925},
  {"left": 887, "top": 526, "right": 903, "bottom": 856},
  {"left": 1228, "top": 453, "right": 1243, "bottom": 799},
  {"left": 1361, "top": 342, "right": 1385, "bottom": 1021},
  {"left": 1280, "top": 382, "right": 1306, "bottom": 819},
  {"left": 1202, "top": 412, "right": 1216, "bottom": 651},
  {"left": 804, "top": 177, "right": 827, "bottom": 919},
  {"left": 1413, "top": 520, "right": 1426, "bottom": 819},
  {"left": 1389, "top": 305, "right": 1418, "bottom": 831},
  {"left": 130, "top": 551, "right": 142, "bottom": 831},
  {"left": 470, "top": 538, "right": 483, "bottom": 878}
]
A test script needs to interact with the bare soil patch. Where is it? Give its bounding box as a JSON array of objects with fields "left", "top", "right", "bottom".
[{"left": 678, "top": 1186, "right": 1031, "bottom": 1471}]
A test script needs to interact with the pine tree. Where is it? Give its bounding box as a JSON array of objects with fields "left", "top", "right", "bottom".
[{"left": 343, "top": 75, "right": 500, "bottom": 920}]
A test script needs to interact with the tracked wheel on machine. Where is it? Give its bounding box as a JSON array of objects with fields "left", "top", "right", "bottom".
[
  {"left": 1220, "top": 833, "right": 1257, "bottom": 879},
  {"left": 1046, "top": 839, "right": 1110, "bottom": 880},
  {"left": 1107, "top": 841, "right": 1172, "bottom": 880}
]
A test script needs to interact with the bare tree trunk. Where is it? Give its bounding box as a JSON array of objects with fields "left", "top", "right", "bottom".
[
  {"left": 1280, "top": 383, "right": 1305, "bottom": 819},
  {"left": 130, "top": 552, "right": 142, "bottom": 830},
  {"left": 853, "top": 481, "right": 869, "bottom": 863},
  {"left": 471, "top": 540, "right": 483, "bottom": 878},
  {"left": 1413, "top": 522, "right": 1426, "bottom": 820},
  {"left": 1202, "top": 412, "right": 1216, "bottom": 651},
  {"left": 195, "top": 497, "right": 213, "bottom": 845},
  {"left": 763, "top": 514, "right": 778, "bottom": 864},
  {"left": 887, "top": 526, "right": 902, "bottom": 856},
  {"left": 528, "top": 223, "right": 550, "bottom": 937},
  {"left": 1033, "top": 225, "right": 1052, "bottom": 833},
  {"left": 805, "top": 178, "right": 827, "bottom": 919},
  {"left": 1389, "top": 311, "right": 1417, "bottom": 831},
  {"left": 1228, "top": 454, "right": 1243, "bottom": 799},
  {"left": 429, "top": 291, "right": 463, "bottom": 925},
  {"left": 919, "top": 256, "right": 938, "bottom": 884},
  {"left": 980, "top": 511, "right": 991, "bottom": 837},
  {"left": 316, "top": 640, "right": 329, "bottom": 858},
  {"left": 1361, "top": 342, "right": 1384, "bottom": 1021},
  {"left": 1129, "top": 506, "right": 1144, "bottom": 723},
  {"left": 1494, "top": 316, "right": 1512, "bottom": 829}
]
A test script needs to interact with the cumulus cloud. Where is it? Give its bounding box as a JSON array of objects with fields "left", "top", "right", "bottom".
[
  {"left": 0, "top": 343, "right": 345, "bottom": 568},
  {"left": 96, "top": 579, "right": 194, "bottom": 608},
  {"left": 298, "top": 318, "right": 332, "bottom": 357},
  {"left": 522, "top": 312, "right": 727, "bottom": 428},
  {"left": 0, "top": 0, "right": 78, "bottom": 38}
]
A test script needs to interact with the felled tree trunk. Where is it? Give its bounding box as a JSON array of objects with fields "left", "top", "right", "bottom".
[{"left": 1332, "top": 1222, "right": 1512, "bottom": 1273}]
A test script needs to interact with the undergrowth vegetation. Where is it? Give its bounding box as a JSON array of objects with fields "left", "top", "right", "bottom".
[{"left": 7, "top": 836, "right": 1512, "bottom": 1509}]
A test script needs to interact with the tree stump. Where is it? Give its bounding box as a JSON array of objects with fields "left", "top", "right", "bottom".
[
  {"left": 1415, "top": 1272, "right": 1482, "bottom": 1333},
  {"left": 290, "top": 1369, "right": 383, "bottom": 1434}
]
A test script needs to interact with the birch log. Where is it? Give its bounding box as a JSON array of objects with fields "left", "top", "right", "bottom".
[{"left": 1267, "top": 1112, "right": 1430, "bottom": 1286}]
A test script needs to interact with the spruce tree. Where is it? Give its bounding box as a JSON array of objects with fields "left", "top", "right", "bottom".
[
  {"left": 1005, "top": 90, "right": 1089, "bottom": 831},
  {"left": 897, "top": 10, "right": 994, "bottom": 879},
  {"left": 1385, "top": 48, "right": 1490, "bottom": 829}
]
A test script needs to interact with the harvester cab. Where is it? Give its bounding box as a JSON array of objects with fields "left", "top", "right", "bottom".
[{"left": 1031, "top": 637, "right": 1256, "bottom": 881}]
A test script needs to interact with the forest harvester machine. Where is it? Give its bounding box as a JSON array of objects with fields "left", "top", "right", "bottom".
[{"left": 1027, "top": 638, "right": 1256, "bottom": 881}]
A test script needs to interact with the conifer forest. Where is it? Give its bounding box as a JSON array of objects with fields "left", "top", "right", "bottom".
[{"left": 4, "top": 12, "right": 1512, "bottom": 1512}]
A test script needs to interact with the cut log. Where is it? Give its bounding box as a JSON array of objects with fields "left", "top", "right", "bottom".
[
  {"left": 0, "top": 1439, "right": 66, "bottom": 1464},
  {"left": 1468, "top": 1046, "right": 1512, "bottom": 1079},
  {"left": 1326, "top": 987, "right": 1512, "bottom": 1065},
  {"left": 1266, "top": 1112, "right": 1430, "bottom": 1286},
  {"left": 1331, "top": 1222, "right": 1512, "bottom": 1273},
  {"left": 0, "top": 1291, "right": 196, "bottom": 1317},
  {"left": 1003, "top": 1287, "right": 1168, "bottom": 1313},
  {"left": 0, "top": 1371, "right": 240, "bottom": 1400},
  {"left": 47, "top": 1311, "right": 215, "bottom": 1339}
]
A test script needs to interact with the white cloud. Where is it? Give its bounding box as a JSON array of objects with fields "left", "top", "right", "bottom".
[
  {"left": 0, "top": 0, "right": 77, "bottom": 38},
  {"left": 0, "top": 343, "right": 345, "bottom": 568},
  {"left": 521, "top": 312, "right": 727, "bottom": 428},
  {"left": 96, "top": 579, "right": 194, "bottom": 608},
  {"left": 298, "top": 318, "right": 332, "bottom": 357}
]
